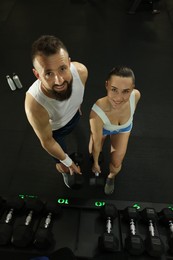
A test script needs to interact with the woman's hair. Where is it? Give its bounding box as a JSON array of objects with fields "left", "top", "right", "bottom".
[{"left": 106, "top": 66, "right": 135, "bottom": 84}]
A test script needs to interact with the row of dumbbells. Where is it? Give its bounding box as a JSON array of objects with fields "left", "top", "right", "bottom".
[
  {"left": 98, "top": 204, "right": 173, "bottom": 257},
  {"left": 0, "top": 196, "right": 61, "bottom": 249},
  {"left": 1, "top": 195, "right": 173, "bottom": 257}
]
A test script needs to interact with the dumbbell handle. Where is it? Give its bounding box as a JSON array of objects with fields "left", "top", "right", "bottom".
[
  {"left": 25, "top": 210, "right": 33, "bottom": 225},
  {"left": 129, "top": 219, "right": 136, "bottom": 235},
  {"left": 106, "top": 217, "right": 112, "bottom": 233},
  {"left": 148, "top": 220, "right": 155, "bottom": 236},
  {"left": 45, "top": 213, "right": 52, "bottom": 228},
  {"left": 169, "top": 221, "right": 173, "bottom": 232},
  {"left": 5, "top": 208, "right": 14, "bottom": 223},
  {"left": 95, "top": 172, "right": 99, "bottom": 177}
]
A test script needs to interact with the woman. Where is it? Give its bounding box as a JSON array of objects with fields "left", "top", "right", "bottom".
[{"left": 89, "top": 66, "right": 141, "bottom": 195}]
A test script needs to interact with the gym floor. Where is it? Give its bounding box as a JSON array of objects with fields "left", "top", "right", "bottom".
[{"left": 0, "top": 0, "right": 173, "bottom": 212}]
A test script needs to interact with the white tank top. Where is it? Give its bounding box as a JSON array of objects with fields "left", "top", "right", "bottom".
[
  {"left": 27, "top": 63, "right": 84, "bottom": 130},
  {"left": 92, "top": 90, "right": 136, "bottom": 131}
]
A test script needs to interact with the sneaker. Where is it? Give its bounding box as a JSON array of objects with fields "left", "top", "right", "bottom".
[
  {"left": 62, "top": 173, "right": 71, "bottom": 188},
  {"left": 104, "top": 177, "right": 115, "bottom": 195}
]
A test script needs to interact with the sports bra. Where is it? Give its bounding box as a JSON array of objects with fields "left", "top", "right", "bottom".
[{"left": 92, "top": 90, "right": 136, "bottom": 132}]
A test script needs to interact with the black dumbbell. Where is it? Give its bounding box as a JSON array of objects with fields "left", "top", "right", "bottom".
[
  {"left": 90, "top": 172, "right": 105, "bottom": 186},
  {"left": 11, "top": 198, "right": 44, "bottom": 247},
  {"left": 89, "top": 152, "right": 104, "bottom": 186},
  {"left": 68, "top": 152, "right": 84, "bottom": 190},
  {"left": 33, "top": 201, "right": 62, "bottom": 249},
  {"left": 98, "top": 203, "right": 119, "bottom": 252},
  {"left": 123, "top": 206, "right": 145, "bottom": 255},
  {"left": 0, "top": 196, "right": 24, "bottom": 245},
  {"left": 159, "top": 208, "right": 173, "bottom": 254},
  {"left": 141, "top": 207, "right": 164, "bottom": 257}
]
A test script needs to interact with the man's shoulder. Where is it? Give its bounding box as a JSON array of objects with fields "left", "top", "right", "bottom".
[
  {"left": 25, "top": 92, "right": 48, "bottom": 123},
  {"left": 71, "top": 61, "right": 85, "bottom": 68},
  {"left": 25, "top": 92, "right": 39, "bottom": 111},
  {"left": 71, "top": 62, "right": 88, "bottom": 85}
]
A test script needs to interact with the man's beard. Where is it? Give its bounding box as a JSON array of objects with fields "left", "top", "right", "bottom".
[{"left": 53, "top": 79, "right": 73, "bottom": 101}]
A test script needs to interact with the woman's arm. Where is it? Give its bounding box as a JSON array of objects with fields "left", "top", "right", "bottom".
[{"left": 89, "top": 110, "right": 104, "bottom": 172}]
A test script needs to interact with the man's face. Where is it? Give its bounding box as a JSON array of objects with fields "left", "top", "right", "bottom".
[{"left": 33, "top": 48, "right": 73, "bottom": 100}]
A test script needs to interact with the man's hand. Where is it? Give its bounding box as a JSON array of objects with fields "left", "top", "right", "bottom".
[
  {"left": 56, "top": 162, "right": 82, "bottom": 175},
  {"left": 69, "top": 162, "right": 82, "bottom": 175}
]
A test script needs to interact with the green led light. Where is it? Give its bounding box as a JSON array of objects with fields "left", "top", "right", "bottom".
[
  {"left": 57, "top": 198, "right": 69, "bottom": 204},
  {"left": 28, "top": 195, "right": 37, "bottom": 199},
  {"left": 168, "top": 206, "right": 173, "bottom": 211},
  {"left": 95, "top": 201, "right": 105, "bottom": 207},
  {"left": 19, "top": 194, "right": 25, "bottom": 199},
  {"left": 18, "top": 194, "right": 37, "bottom": 199},
  {"left": 133, "top": 203, "right": 141, "bottom": 210}
]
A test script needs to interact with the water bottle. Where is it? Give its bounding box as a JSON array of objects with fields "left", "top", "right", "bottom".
[
  {"left": 12, "top": 73, "right": 23, "bottom": 89},
  {"left": 6, "top": 75, "right": 16, "bottom": 91}
]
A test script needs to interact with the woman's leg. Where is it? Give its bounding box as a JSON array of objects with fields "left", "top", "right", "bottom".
[
  {"left": 108, "top": 132, "right": 131, "bottom": 178},
  {"left": 104, "top": 132, "right": 130, "bottom": 195}
]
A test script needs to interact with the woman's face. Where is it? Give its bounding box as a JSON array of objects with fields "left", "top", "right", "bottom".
[{"left": 106, "top": 75, "right": 134, "bottom": 108}]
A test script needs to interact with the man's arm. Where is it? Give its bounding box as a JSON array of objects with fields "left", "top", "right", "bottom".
[
  {"left": 25, "top": 93, "right": 81, "bottom": 174},
  {"left": 25, "top": 93, "right": 66, "bottom": 160}
]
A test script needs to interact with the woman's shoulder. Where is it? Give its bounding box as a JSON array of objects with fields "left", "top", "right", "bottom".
[
  {"left": 133, "top": 89, "right": 141, "bottom": 99},
  {"left": 95, "top": 97, "right": 107, "bottom": 109},
  {"left": 133, "top": 89, "right": 141, "bottom": 106}
]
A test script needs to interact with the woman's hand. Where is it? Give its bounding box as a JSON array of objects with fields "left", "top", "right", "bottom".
[{"left": 92, "top": 163, "right": 101, "bottom": 174}]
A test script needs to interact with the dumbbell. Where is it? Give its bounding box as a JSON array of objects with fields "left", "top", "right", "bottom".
[
  {"left": 159, "top": 207, "right": 173, "bottom": 254},
  {"left": 98, "top": 203, "right": 119, "bottom": 252},
  {"left": 0, "top": 196, "right": 24, "bottom": 245},
  {"left": 68, "top": 152, "right": 84, "bottom": 190},
  {"left": 11, "top": 198, "right": 44, "bottom": 247},
  {"left": 33, "top": 201, "right": 62, "bottom": 249},
  {"left": 89, "top": 152, "right": 104, "bottom": 186},
  {"left": 141, "top": 207, "right": 164, "bottom": 257},
  {"left": 122, "top": 206, "right": 145, "bottom": 255}
]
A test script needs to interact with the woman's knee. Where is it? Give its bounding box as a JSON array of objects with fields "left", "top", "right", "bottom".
[
  {"left": 110, "top": 151, "right": 124, "bottom": 167},
  {"left": 110, "top": 161, "right": 122, "bottom": 172}
]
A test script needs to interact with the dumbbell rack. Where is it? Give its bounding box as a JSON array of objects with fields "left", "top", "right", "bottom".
[{"left": 0, "top": 195, "right": 173, "bottom": 259}]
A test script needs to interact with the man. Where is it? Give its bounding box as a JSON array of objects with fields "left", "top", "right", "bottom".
[
  {"left": 89, "top": 66, "right": 140, "bottom": 195},
  {"left": 25, "top": 35, "right": 88, "bottom": 188}
]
